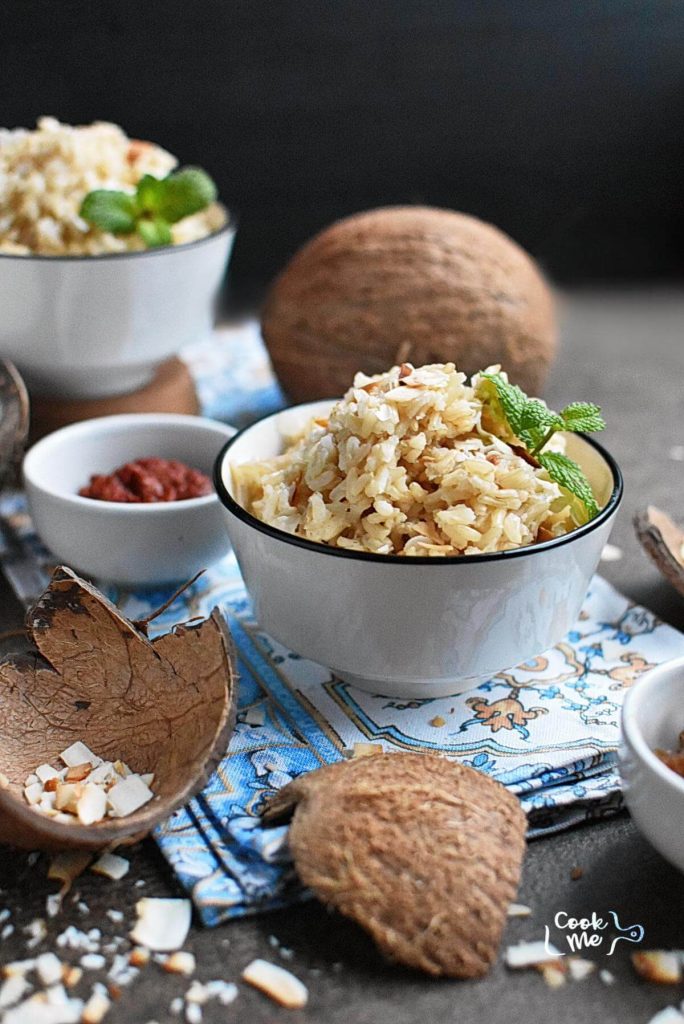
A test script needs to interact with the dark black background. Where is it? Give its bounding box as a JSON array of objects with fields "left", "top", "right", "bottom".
[{"left": 2, "top": 1, "right": 682, "bottom": 302}]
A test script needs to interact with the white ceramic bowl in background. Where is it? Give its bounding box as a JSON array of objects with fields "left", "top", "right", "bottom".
[
  {"left": 0, "top": 219, "right": 235, "bottom": 399},
  {"left": 24, "top": 413, "right": 235, "bottom": 586},
  {"left": 619, "top": 658, "right": 684, "bottom": 873},
  {"left": 215, "top": 400, "right": 624, "bottom": 698}
]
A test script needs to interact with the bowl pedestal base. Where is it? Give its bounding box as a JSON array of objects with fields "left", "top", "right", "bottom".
[{"left": 28, "top": 357, "right": 199, "bottom": 441}]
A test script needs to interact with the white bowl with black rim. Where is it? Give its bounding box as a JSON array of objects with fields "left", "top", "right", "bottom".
[
  {"left": 619, "top": 658, "right": 684, "bottom": 874},
  {"left": 214, "top": 400, "right": 624, "bottom": 698},
  {"left": 0, "top": 216, "right": 235, "bottom": 400},
  {"left": 24, "top": 413, "right": 236, "bottom": 587}
]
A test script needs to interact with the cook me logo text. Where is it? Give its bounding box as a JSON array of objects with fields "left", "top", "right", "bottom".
[{"left": 545, "top": 911, "right": 644, "bottom": 956}]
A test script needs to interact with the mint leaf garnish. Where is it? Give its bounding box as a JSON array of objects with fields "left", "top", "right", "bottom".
[
  {"left": 79, "top": 165, "right": 218, "bottom": 248},
  {"left": 560, "top": 402, "right": 606, "bottom": 433},
  {"left": 538, "top": 451, "right": 600, "bottom": 520},
  {"left": 153, "top": 168, "right": 217, "bottom": 224},
  {"left": 79, "top": 191, "right": 138, "bottom": 234},
  {"left": 477, "top": 372, "right": 605, "bottom": 519},
  {"left": 137, "top": 216, "right": 173, "bottom": 248}
]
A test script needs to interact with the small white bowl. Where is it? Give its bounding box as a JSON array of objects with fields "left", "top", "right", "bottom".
[
  {"left": 0, "top": 221, "right": 235, "bottom": 399},
  {"left": 214, "top": 400, "right": 623, "bottom": 698},
  {"left": 619, "top": 658, "right": 684, "bottom": 873},
  {"left": 24, "top": 413, "right": 236, "bottom": 587}
]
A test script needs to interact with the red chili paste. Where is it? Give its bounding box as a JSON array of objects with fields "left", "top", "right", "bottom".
[{"left": 79, "top": 458, "right": 212, "bottom": 503}]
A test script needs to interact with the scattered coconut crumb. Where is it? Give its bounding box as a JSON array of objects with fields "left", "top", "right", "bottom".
[
  {"left": 507, "top": 903, "right": 532, "bottom": 918},
  {"left": 48, "top": 852, "right": 92, "bottom": 894},
  {"left": 505, "top": 940, "right": 562, "bottom": 969},
  {"left": 82, "top": 990, "right": 111, "bottom": 1024},
  {"left": 428, "top": 716, "right": 446, "bottom": 728},
  {"left": 632, "top": 951, "right": 683, "bottom": 985},
  {"left": 129, "top": 899, "right": 191, "bottom": 952},
  {"left": 0, "top": 974, "right": 31, "bottom": 1009},
  {"left": 2, "top": 924, "right": 15, "bottom": 940},
  {"left": 647, "top": 1009, "right": 684, "bottom": 1024},
  {"left": 242, "top": 959, "right": 308, "bottom": 1009},
  {"left": 35, "top": 953, "right": 62, "bottom": 987},
  {"left": 45, "top": 894, "right": 62, "bottom": 919},
  {"left": 185, "top": 1004, "right": 202, "bottom": 1024},
  {"left": 537, "top": 961, "right": 567, "bottom": 988},
  {"left": 128, "top": 947, "right": 150, "bottom": 968},
  {"left": 570, "top": 866, "right": 583, "bottom": 881},
  {"left": 24, "top": 919, "right": 47, "bottom": 950},
  {"left": 599, "top": 968, "right": 616, "bottom": 985},
  {"left": 90, "top": 854, "right": 130, "bottom": 881},
  {"left": 80, "top": 954, "right": 106, "bottom": 972},
  {"left": 351, "top": 743, "right": 381, "bottom": 758},
  {"left": 567, "top": 957, "right": 596, "bottom": 981},
  {"left": 163, "top": 953, "right": 196, "bottom": 977}
]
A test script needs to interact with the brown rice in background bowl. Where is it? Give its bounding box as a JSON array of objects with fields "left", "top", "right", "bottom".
[
  {"left": 0, "top": 117, "right": 225, "bottom": 256},
  {"left": 232, "top": 362, "right": 580, "bottom": 557}
]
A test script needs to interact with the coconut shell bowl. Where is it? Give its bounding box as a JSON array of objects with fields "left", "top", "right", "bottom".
[{"left": 0, "top": 568, "right": 238, "bottom": 851}]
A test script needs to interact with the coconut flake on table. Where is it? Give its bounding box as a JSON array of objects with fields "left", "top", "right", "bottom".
[
  {"left": 90, "top": 854, "right": 130, "bottom": 881},
  {"left": 129, "top": 899, "right": 191, "bottom": 952},
  {"left": 241, "top": 959, "right": 308, "bottom": 1009},
  {"left": 505, "top": 940, "right": 562, "bottom": 968}
]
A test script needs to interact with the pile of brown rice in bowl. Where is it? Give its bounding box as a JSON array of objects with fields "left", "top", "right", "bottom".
[
  {"left": 232, "top": 363, "right": 580, "bottom": 557},
  {"left": 0, "top": 117, "right": 225, "bottom": 255}
]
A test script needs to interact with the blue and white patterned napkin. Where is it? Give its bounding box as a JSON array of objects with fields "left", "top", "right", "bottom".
[{"left": 1, "top": 323, "right": 683, "bottom": 927}]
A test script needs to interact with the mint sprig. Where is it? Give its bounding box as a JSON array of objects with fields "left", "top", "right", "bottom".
[
  {"left": 478, "top": 372, "right": 605, "bottom": 520},
  {"left": 79, "top": 166, "right": 218, "bottom": 248}
]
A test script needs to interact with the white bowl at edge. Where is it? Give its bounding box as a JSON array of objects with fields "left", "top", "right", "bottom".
[
  {"left": 214, "top": 400, "right": 624, "bottom": 699},
  {"left": 0, "top": 221, "right": 235, "bottom": 399},
  {"left": 619, "top": 657, "right": 684, "bottom": 874},
  {"left": 24, "top": 413, "right": 236, "bottom": 587}
]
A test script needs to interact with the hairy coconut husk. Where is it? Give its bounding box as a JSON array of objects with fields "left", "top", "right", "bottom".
[
  {"left": 264, "top": 752, "right": 527, "bottom": 978},
  {"left": 262, "top": 206, "right": 556, "bottom": 402}
]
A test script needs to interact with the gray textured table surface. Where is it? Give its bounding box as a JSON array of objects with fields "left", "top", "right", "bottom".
[{"left": 1, "top": 289, "right": 683, "bottom": 1023}]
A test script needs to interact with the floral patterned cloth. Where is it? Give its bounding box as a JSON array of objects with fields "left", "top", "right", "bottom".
[{"left": 1, "top": 323, "right": 683, "bottom": 926}]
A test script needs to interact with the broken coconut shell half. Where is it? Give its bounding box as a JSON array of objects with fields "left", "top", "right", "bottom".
[
  {"left": 634, "top": 506, "right": 684, "bottom": 598},
  {"left": 263, "top": 752, "right": 527, "bottom": 978},
  {"left": 0, "top": 567, "right": 238, "bottom": 851}
]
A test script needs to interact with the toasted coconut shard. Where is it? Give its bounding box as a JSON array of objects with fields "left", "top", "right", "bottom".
[
  {"left": 242, "top": 959, "right": 308, "bottom": 1009},
  {"left": 90, "top": 853, "right": 130, "bottom": 881},
  {"left": 263, "top": 752, "right": 527, "bottom": 978},
  {"left": 631, "top": 950, "right": 683, "bottom": 985},
  {"left": 129, "top": 899, "right": 191, "bottom": 952},
  {"left": 163, "top": 952, "right": 196, "bottom": 976},
  {"left": 634, "top": 506, "right": 684, "bottom": 598},
  {"left": 505, "top": 941, "right": 562, "bottom": 969}
]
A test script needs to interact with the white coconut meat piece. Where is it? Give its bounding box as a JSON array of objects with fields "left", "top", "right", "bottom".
[
  {"left": 505, "top": 940, "right": 562, "bottom": 968},
  {"left": 48, "top": 852, "right": 92, "bottom": 892},
  {"left": 35, "top": 765, "right": 61, "bottom": 784},
  {"left": 0, "top": 974, "right": 31, "bottom": 1008},
  {"left": 567, "top": 957, "right": 596, "bottom": 981},
  {"left": 76, "top": 785, "right": 107, "bottom": 826},
  {"left": 107, "top": 776, "right": 153, "bottom": 818},
  {"left": 59, "top": 743, "right": 101, "bottom": 769},
  {"left": 90, "top": 854, "right": 129, "bottom": 881},
  {"left": 24, "top": 784, "right": 43, "bottom": 806},
  {"left": 163, "top": 952, "right": 196, "bottom": 976},
  {"left": 35, "top": 953, "right": 63, "bottom": 987},
  {"left": 632, "top": 951, "right": 683, "bottom": 985},
  {"left": 129, "top": 899, "right": 191, "bottom": 952},
  {"left": 241, "top": 959, "right": 309, "bottom": 1009},
  {"left": 81, "top": 990, "right": 111, "bottom": 1024},
  {"left": 86, "top": 763, "right": 115, "bottom": 786},
  {"left": 647, "top": 1009, "right": 684, "bottom": 1024},
  {"left": 54, "top": 784, "right": 82, "bottom": 814},
  {"left": 507, "top": 903, "right": 532, "bottom": 918}
]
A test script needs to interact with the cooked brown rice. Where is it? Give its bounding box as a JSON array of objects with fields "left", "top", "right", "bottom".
[
  {"left": 233, "top": 363, "right": 580, "bottom": 557},
  {"left": 0, "top": 117, "right": 225, "bottom": 255}
]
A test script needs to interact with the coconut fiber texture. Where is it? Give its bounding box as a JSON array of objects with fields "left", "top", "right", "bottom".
[
  {"left": 262, "top": 206, "right": 557, "bottom": 402},
  {"left": 264, "top": 752, "right": 527, "bottom": 978}
]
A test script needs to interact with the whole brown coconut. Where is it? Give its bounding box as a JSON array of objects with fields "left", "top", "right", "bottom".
[{"left": 262, "top": 206, "right": 557, "bottom": 401}]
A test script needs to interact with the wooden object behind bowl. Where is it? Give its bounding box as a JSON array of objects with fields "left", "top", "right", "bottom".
[
  {"left": 29, "top": 357, "right": 199, "bottom": 441},
  {"left": 262, "top": 206, "right": 557, "bottom": 402}
]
